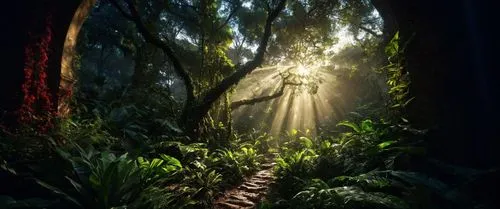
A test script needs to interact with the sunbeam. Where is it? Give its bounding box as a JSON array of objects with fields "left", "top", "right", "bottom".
[{"left": 232, "top": 64, "right": 353, "bottom": 136}]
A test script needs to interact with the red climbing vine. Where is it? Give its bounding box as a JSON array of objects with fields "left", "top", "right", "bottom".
[{"left": 18, "top": 15, "right": 56, "bottom": 133}]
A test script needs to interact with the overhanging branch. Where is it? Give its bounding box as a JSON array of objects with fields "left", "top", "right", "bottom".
[
  {"left": 109, "top": 0, "right": 133, "bottom": 20},
  {"left": 200, "top": 0, "right": 288, "bottom": 108},
  {"left": 358, "top": 25, "right": 382, "bottom": 38},
  {"left": 110, "top": 0, "right": 196, "bottom": 107},
  {"left": 216, "top": 5, "right": 241, "bottom": 31},
  {"left": 230, "top": 78, "right": 301, "bottom": 109}
]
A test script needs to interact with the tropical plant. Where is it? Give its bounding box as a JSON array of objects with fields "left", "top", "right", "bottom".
[
  {"left": 183, "top": 161, "right": 223, "bottom": 207},
  {"left": 55, "top": 115, "right": 116, "bottom": 147},
  {"left": 378, "top": 31, "right": 414, "bottom": 113},
  {"left": 146, "top": 161, "right": 222, "bottom": 209},
  {"left": 208, "top": 148, "right": 244, "bottom": 187},
  {"left": 35, "top": 149, "right": 142, "bottom": 208},
  {"left": 276, "top": 149, "right": 318, "bottom": 178},
  {"left": 291, "top": 178, "right": 409, "bottom": 209},
  {"left": 137, "top": 153, "right": 183, "bottom": 185},
  {"left": 236, "top": 146, "right": 265, "bottom": 174},
  {"left": 274, "top": 149, "right": 318, "bottom": 199},
  {"left": 33, "top": 144, "right": 182, "bottom": 209},
  {"left": 242, "top": 129, "right": 276, "bottom": 155}
]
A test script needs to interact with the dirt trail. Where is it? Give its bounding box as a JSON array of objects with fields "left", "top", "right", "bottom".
[{"left": 214, "top": 163, "right": 276, "bottom": 209}]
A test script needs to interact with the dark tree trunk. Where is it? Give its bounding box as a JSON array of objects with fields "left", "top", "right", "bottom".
[
  {"left": 371, "top": 0, "right": 398, "bottom": 48},
  {"left": 375, "top": 0, "right": 500, "bottom": 168},
  {"left": 1, "top": 0, "right": 82, "bottom": 127},
  {"left": 131, "top": 44, "right": 152, "bottom": 88}
]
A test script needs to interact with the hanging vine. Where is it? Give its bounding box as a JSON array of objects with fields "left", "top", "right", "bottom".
[{"left": 18, "top": 15, "right": 56, "bottom": 133}]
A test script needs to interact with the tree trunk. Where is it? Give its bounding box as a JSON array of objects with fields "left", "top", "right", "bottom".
[
  {"left": 376, "top": 0, "right": 500, "bottom": 168},
  {"left": 1, "top": 0, "right": 84, "bottom": 127},
  {"left": 371, "top": 0, "right": 398, "bottom": 50}
]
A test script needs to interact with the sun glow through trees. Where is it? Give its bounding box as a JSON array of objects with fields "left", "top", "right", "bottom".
[
  {"left": 232, "top": 64, "right": 347, "bottom": 136},
  {"left": 296, "top": 65, "right": 311, "bottom": 76}
]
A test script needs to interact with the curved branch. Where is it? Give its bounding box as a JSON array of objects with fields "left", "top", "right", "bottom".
[
  {"left": 358, "top": 25, "right": 382, "bottom": 38},
  {"left": 230, "top": 79, "right": 301, "bottom": 109},
  {"left": 109, "top": 0, "right": 133, "bottom": 20},
  {"left": 216, "top": 6, "right": 241, "bottom": 31},
  {"left": 330, "top": 15, "right": 382, "bottom": 38},
  {"left": 200, "top": 0, "right": 288, "bottom": 108},
  {"left": 111, "top": 0, "right": 196, "bottom": 107}
]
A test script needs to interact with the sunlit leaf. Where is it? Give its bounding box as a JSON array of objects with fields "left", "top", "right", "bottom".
[
  {"left": 361, "top": 120, "right": 374, "bottom": 132},
  {"left": 298, "top": 137, "right": 313, "bottom": 148},
  {"left": 377, "top": 141, "right": 397, "bottom": 149},
  {"left": 337, "top": 121, "right": 361, "bottom": 133},
  {"left": 160, "top": 154, "right": 182, "bottom": 169}
]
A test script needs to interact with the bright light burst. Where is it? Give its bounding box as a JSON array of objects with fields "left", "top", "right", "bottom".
[
  {"left": 296, "top": 64, "right": 311, "bottom": 76},
  {"left": 230, "top": 15, "right": 379, "bottom": 136},
  {"left": 231, "top": 65, "right": 349, "bottom": 136}
]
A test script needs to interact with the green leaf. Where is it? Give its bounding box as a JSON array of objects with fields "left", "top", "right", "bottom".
[
  {"left": 298, "top": 137, "right": 313, "bottom": 148},
  {"left": 403, "top": 97, "right": 415, "bottom": 107},
  {"left": 337, "top": 121, "right": 361, "bottom": 133},
  {"left": 35, "top": 179, "right": 84, "bottom": 208},
  {"left": 361, "top": 120, "right": 374, "bottom": 132},
  {"left": 385, "top": 31, "right": 400, "bottom": 57},
  {"left": 391, "top": 103, "right": 402, "bottom": 108},
  {"left": 377, "top": 141, "right": 397, "bottom": 149},
  {"left": 160, "top": 154, "right": 182, "bottom": 169}
]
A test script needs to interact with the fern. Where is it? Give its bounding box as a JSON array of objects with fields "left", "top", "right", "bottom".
[{"left": 290, "top": 179, "right": 409, "bottom": 209}]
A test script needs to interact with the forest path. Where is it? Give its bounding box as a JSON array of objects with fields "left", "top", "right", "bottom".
[{"left": 214, "top": 162, "right": 276, "bottom": 209}]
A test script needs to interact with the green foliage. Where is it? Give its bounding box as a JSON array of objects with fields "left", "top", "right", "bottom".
[
  {"left": 33, "top": 144, "right": 182, "bottom": 209},
  {"left": 208, "top": 143, "right": 265, "bottom": 188},
  {"left": 290, "top": 179, "right": 343, "bottom": 209},
  {"left": 380, "top": 32, "right": 414, "bottom": 112},
  {"left": 329, "top": 170, "right": 482, "bottom": 209},
  {"left": 290, "top": 178, "right": 409, "bottom": 209},
  {"left": 276, "top": 149, "right": 317, "bottom": 178},
  {"left": 182, "top": 162, "right": 223, "bottom": 207},
  {"left": 274, "top": 149, "right": 318, "bottom": 199},
  {"left": 179, "top": 142, "right": 209, "bottom": 162},
  {"left": 337, "top": 119, "right": 374, "bottom": 133},
  {"left": 266, "top": 0, "right": 344, "bottom": 65},
  {"left": 337, "top": 120, "right": 361, "bottom": 133},
  {"left": 135, "top": 139, "right": 265, "bottom": 208},
  {"left": 331, "top": 173, "right": 392, "bottom": 190},
  {"left": 55, "top": 115, "right": 116, "bottom": 147},
  {"left": 5, "top": 2, "right": 496, "bottom": 209},
  {"left": 242, "top": 129, "right": 276, "bottom": 155},
  {"left": 278, "top": 129, "right": 316, "bottom": 156},
  {"left": 71, "top": 79, "right": 183, "bottom": 152},
  {"left": 329, "top": 119, "right": 426, "bottom": 174},
  {"left": 137, "top": 154, "right": 183, "bottom": 184},
  {"left": 35, "top": 150, "right": 141, "bottom": 208},
  {"left": 208, "top": 148, "right": 244, "bottom": 186},
  {"left": 144, "top": 161, "right": 223, "bottom": 209},
  {"left": 201, "top": 116, "right": 232, "bottom": 148},
  {"left": 266, "top": 117, "right": 438, "bottom": 208},
  {"left": 265, "top": 110, "right": 491, "bottom": 209}
]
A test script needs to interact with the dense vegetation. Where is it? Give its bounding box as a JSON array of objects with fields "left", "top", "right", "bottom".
[{"left": 1, "top": 0, "right": 498, "bottom": 209}]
